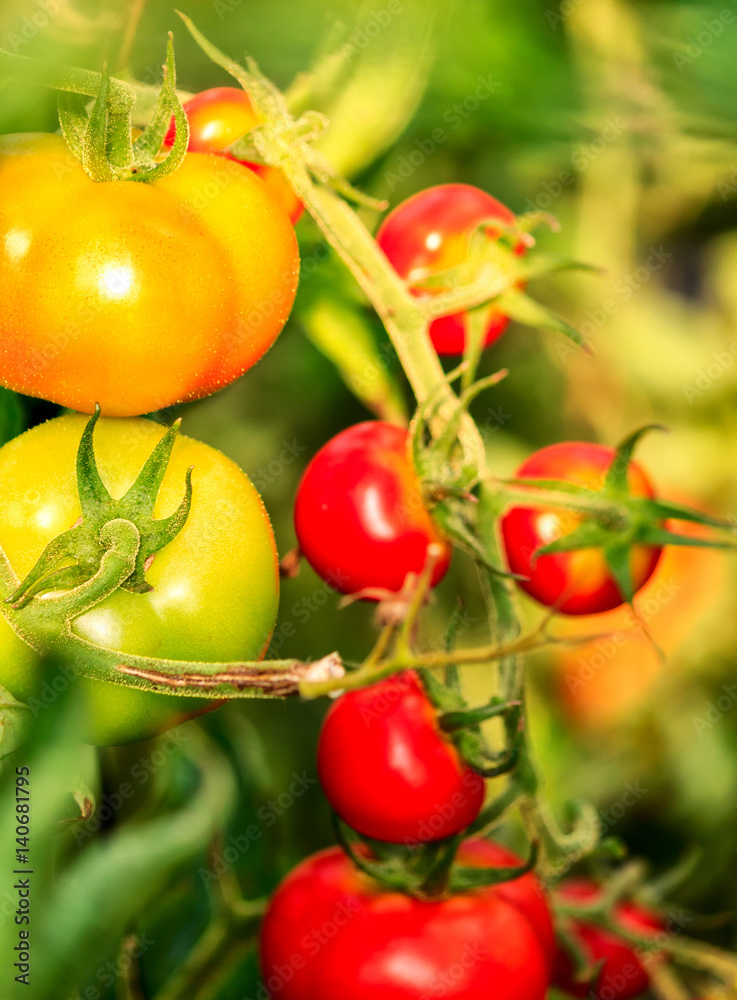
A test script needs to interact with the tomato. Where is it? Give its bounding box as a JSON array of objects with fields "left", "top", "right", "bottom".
[
  {"left": 0, "top": 414, "right": 279, "bottom": 745},
  {"left": 293, "top": 421, "right": 451, "bottom": 596},
  {"left": 260, "top": 839, "right": 554, "bottom": 1000},
  {"left": 376, "top": 184, "right": 524, "bottom": 355},
  {"left": 165, "top": 87, "right": 303, "bottom": 223},
  {"left": 318, "top": 671, "right": 484, "bottom": 843},
  {"left": 553, "top": 879, "right": 663, "bottom": 999},
  {"left": 0, "top": 133, "right": 299, "bottom": 416},
  {"left": 500, "top": 442, "right": 662, "bottom": 615}
]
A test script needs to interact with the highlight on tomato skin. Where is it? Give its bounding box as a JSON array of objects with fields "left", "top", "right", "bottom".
[
  {"left": 293, "top": 421, "right": 451, "bottom": 597},
  {"left": 317, "top": 671, "right": 485, "bottom": 844},
  {"left": 553, "top": 879, "right": 663, "bottom": 1000},
  {"left": 165, "top": 86, "right": 304, "bottom": 223},
  {"left": 500, "top": 442, "right": 662, "bottom": 615},
  {"left": 259, "top": 840, "right": 554, "bottom": 1000},
  {"left": 376, "top": 183, "right": 525, "bottom": 356}
]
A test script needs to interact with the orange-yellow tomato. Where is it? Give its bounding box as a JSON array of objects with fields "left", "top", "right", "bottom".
[{"left": 0, "top": 133, "right": 299, "bottom": 416}]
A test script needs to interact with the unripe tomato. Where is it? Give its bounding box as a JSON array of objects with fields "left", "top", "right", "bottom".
[
  {"left": 318, "top": 671, "right": 484, "bottom": 843},
  {"left": 0, "top": 133, "right": 299, "bottom": 416},
  {"left": 260, "top": 839, "right": 554, "bottom": 1000},
  {"left": 293, "top": 421, "right": 451, "bottom": 596},
  {"left": 165, "top": 86, "right": 303, "bottom": 223},
  {"left": 500, "top": 442, "right": 662, "bottom": 615},
  {"left": 0, "top": 415, "right": 279, "bottom": 745},
  {"left": 553, "top": 879, "right": 663, "bottom": 999},
  {"left": 376, "top": 183, "right": 524, "bottom": 355}
]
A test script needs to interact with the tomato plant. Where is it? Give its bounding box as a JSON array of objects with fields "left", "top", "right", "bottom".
[
  {"left": 164, "top": 86, "right": 303, "bottom": 223},
  {"left": 376, "top": 183, "right": 524, "bottom": 355},
  {"left": 318, "top": 671, "right": 484, "bottom": 842},
  {"left": 0, "top": 132, "right": 299, "bottom": 417},
  {"left": 553, "top": 879, "right": 663, "bottom": 999},
  {"left": 293, "top": 421, "right": 451, "bottom": 596},
  {"left": 260, "top": 840, "right": 554, "bottom": 1000},
  {"left": 0, "top": 414, "right": 279, "bottom": 745},
  {"left": 501, "top": 442, "right": 662, "bottom": 614}
]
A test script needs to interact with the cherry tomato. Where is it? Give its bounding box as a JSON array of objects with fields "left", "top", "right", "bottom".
[
  {"left": 0, "top": 414, "right": 279, "bottom": 745},
  {"left": 0, "top": 133, "right": 299, "bottom": 416},
  {"left": 260, "top": 839, "right": 554, "bottom": 1000},
  {"left": 165, "top": 87, "right": 303, "bottom": 223},
  {"left": 376, "top": 183, "right": 524, "bottom": 355},
  {"left": 293, "top": 421, "right": 450, "bottom": 596},
  {"left": 500, "top": 442, "right": 662, "bottom": 615},
  {"left": 318, "top": 671, "right": 484, "bottom": 843},
  {"left": 553, "top": 879, "right": 663, "bottom": 999}
]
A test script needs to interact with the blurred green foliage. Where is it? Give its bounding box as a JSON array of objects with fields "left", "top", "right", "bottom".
[{"left": 2, "top": 0, "right": 737, "bottom": 996}]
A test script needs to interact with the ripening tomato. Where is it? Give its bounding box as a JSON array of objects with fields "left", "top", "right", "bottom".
[
  {"left": 318, "top": 671, "right": 484, "bottom": 843},
  {"left": 293, "top": 422, "right": 451, "bottom": 596},
  {"left": 500, "top": 443, "right": 662, "bottom": 615},
  {"left": 554, "top": 879, "right": 663, "bottom": 999},
  {"left": 0, "top": 133, "right": 299, "bottom": 416},
  {"left": 376, "top": 184, "right": 525, "bottom": 355},
  {"left": 260, "top": 839, "right": 554, "bottom": 1000},
  {"left": 0, "top": 415, "right": 279, "bottom": 745},
  {"left": 165, "top": 87, "right": 303, "bottom": 223}
]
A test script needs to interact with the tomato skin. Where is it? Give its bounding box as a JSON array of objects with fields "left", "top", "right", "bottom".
[
  {"left": 0, "top": 415, "right": 279, "bottom": 745},
  {"left": 165, "top": 87, "right": 303, "bottom": 223},
  {"left": 260, "top": 840, "right": 553, "bottom": 1000},
  {"left": 376, "top": 184, "right": 524, "bottom": 356},
  {"left": 317, "top": 671, "right": 484, "bottom": 843},
  {"left": 500, "top": 442, "right": 662, "bottom": 615},
  {"left": 0, "top": 133, "right": 299, "bottom": 417},
  {"left": 553, "top": 880, "right": 662, "bottom": 999},
  {"left": 293, "top": 422, "right": 451, "bottom": 596}
]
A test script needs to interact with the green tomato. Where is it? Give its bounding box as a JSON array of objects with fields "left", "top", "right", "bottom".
[{"left": 0, "top": 415, "right": 279, "bottom": 745}]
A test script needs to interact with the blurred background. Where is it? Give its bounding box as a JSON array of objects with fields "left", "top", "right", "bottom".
[{"left": 1, "top": 0, "right": 737, "bottom": 996}]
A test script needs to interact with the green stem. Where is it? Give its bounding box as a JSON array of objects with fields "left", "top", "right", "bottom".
[
  {"left": 153, "top": 898, "right": 266, "bottom": 1000},
  {"left": 117, "top": 0, "right": 149, "bottom": 72}
]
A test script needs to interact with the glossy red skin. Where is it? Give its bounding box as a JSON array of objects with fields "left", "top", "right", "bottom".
[
  {"left": 165, "top": 86, "right": 303, "bottom": 223},
  {"left": 501, "top": 443, "right": 662, "bottom": 615},
  {"left": 554, "top": 879, "right": 663, "bottom": 999},
  {"left": 294, "top": 422, "right": 451, "bottom": 596},
  {"left": 376, "top": 184, "right": 524, "bottom": 355},
  {"left": 260, "top": 840, "right": 553, "bottom": 1000},
  {"left": 318, "top": 671, "right": 485, "bottom": 843}
]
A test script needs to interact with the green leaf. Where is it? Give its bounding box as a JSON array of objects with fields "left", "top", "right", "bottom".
[
  {"left": 29, "top": 732, "right": 237, "bottom": 997},
  {"left": 603, "top": 541, "right": 636, "bottom": 604},
  {"left": 637, "top": 497, "right": 734, "bottom": 531},
  {"left": 301, "top": 298, "right": 408, "bottom": 424},
  {"left": 635, "top": 526, "right": 737, "bottom": 551},
  {"left": 534, "top": 520, "right": 608, "bottom": 558},
  {"left": 496, "top": 287, "right": 590, "bottom": 351},
  {"left": 604, "top": 424, "right": 666, "bottom": 494}
]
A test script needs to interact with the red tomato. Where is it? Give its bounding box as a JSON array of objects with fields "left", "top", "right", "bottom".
[
  {"left": 376, "top": 183, "right": 524, "bottom": 355},
  {"left": 165, "top": 86, "right": 303, "bottom": 223},
  {"left": 260, "top": 840, "right": 554, "bottom": 1000},
  {"left": 318, "top": 671, "right": 484, "bottom": 843},
  {"left": 293, "top": 421, "right": 450, "bottom": 596},
  {"left": 500, "top": 442, "right": 662, "bottom": 615},
  {"left": 554, "top": 879, "right": 663, "bottom": 999}
]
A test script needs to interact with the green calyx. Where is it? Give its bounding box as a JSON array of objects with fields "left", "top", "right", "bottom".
[
  {"left": 334, "top": 813, "right": 539, "bottom": 899},
  {"left": 57, "top": 34, "right": 189, "bottom": 183},
  {"left": 7, "top": 406, "right": 192, "bottom": 610},
  {"left": 521, "top": 425, "right": 737, "bottom": 605}
]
